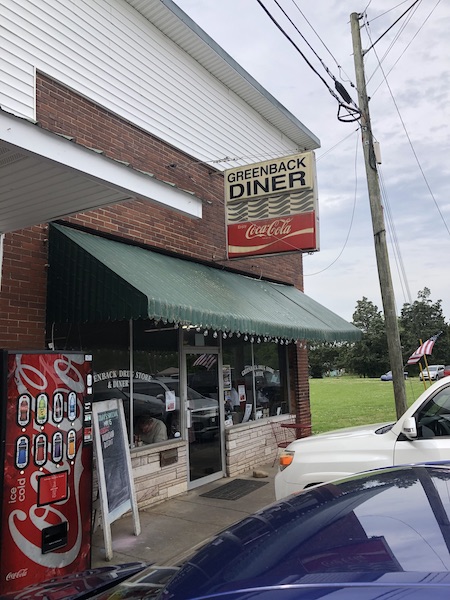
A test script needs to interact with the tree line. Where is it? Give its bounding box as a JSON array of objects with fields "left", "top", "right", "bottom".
[{"left": 309, "top": 287, "right": 450, "bottom": 378}]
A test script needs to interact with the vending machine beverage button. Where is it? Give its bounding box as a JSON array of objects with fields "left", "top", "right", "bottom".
[
  {"left": 18, "top": 394, "right": 31, "bottom": 427},
  {"left": 52, "top": 431, "right": 63, "bottom": 463},
  {"left": 53, "top": 392, "right": 64, "bottom": 423},
  {"left": 35, "top": 434, "right": 47, "bottom": 466},
  {"left": 36, "top": 393, "right": 48, "bottom": 425},
  {"left": 68, "top": 392, "right": 77, "bottom": 421},
  {"left": 67, "top": 430, "right": 76, "bottom": 460},
  {"left": 16, "top": 436, "right": 29, "bottom": 469}
]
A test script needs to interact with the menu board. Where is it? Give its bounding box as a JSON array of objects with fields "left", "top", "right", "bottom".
[{"left": 92, "top": 399, "right": 140, "bottom": 561}]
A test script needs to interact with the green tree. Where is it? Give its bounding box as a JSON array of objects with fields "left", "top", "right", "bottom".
[
  {"left": 399, "top": 288, "right": 449, "bottom": 369},
  {"left": 348, "top": 297, "right": 389, "bottom": 377},
  {"left": 308, "top": 341, "right": 348, "bottom": 378}
]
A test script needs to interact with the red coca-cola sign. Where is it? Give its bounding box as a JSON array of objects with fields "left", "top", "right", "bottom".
[{"left": 227, "top": 212, "right": 318, "bottom": 259}]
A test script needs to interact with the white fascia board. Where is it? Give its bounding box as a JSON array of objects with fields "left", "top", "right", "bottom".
[{"left": 0, "top": 111, "right": 202, "bottom": 219}]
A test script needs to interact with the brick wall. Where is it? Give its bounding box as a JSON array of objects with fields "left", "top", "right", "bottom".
[
  {"left": 0, "top": 225, "right": 48, "bottom": 349},
  {"left": 0, "top": 74, "right": 310, "bottom": 438},
  {"left": 289, "top": 343, "right": 312, "bottom": 435},
  {"left": 131, "top": 441, "right": 188, "bottom": 509},
  {"left": 123, "top": 417, "right": 291, "bottom": 510},
  {"left": 35, "top": 73, "right": 304, "bottom": 288},
  {"left": 225, "top": 415, "right": 295, "bottom": 477}
]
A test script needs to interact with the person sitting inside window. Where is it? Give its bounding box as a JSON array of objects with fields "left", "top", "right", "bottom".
[{"left": 134, "top": 415, "right": 168, "bottom": 445}]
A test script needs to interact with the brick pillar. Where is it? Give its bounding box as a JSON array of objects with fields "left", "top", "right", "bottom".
[
  {"left": 289, "top": 342, "right": 312, "bottom": 437},
  {"left": 0, "top": 226, "right": 48, "bottom": 349}
]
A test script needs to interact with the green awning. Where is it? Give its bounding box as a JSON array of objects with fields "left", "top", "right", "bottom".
[{"left": 47, "top": 224, "right": 361, "bottom": 342}]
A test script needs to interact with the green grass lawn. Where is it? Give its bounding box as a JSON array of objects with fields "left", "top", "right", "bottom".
[{"left": 309, "top": 375, "right": 429, "bottom": 434}]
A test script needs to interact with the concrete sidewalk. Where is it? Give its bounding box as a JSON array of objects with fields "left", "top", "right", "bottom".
[{"left": 91, "top": 461, "right": 278, "bottom": 568}]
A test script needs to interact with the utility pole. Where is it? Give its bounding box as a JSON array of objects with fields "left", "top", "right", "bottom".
[{"left": 350, "top": 12, "right": 407, "bottom": 419}]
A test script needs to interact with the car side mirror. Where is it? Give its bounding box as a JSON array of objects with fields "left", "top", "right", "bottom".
[{"left": 402, "top": 416, "right": 418, "bottom": 440}]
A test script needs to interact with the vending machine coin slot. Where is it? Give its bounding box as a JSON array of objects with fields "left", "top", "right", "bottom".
[{"left": 42, "top": 521, "right": 68, "bottom": 554}]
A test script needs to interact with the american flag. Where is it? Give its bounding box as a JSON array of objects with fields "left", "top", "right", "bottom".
[
  {"left": 193, "top": 353, "right": 217, "bottom": 370},
  {"left": 406, "top": 333, "right": 442, "bottom": 365}
]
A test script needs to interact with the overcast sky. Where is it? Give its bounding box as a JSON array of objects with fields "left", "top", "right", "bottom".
[{"left": 174, "top": 0, "right": 450, "bottom": 323}]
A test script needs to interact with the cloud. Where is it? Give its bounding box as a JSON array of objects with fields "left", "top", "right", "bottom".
[{"left": 175, "top": 0, "right": 450, "bottom": 323}]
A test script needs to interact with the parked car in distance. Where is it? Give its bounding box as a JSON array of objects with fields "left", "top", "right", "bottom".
[
  {"left": 12, "top": 464, "right": 450, "bottom": 599},
  {"left": 380, "top": 370, "right": 408, "bottom": 381},
  {"left": 419, "top": 364, "right": 445, "bottom": 381},
  {"left": 275, "top": 376, "right": 450, "bottom": 500},
  {"left": 445, "top": 365, "right": 450, "bottom": 377}
]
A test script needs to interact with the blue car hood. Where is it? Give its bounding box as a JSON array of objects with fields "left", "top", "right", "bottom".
[{"left": 161, "top": 465, "right": 450, "bottom": 599}]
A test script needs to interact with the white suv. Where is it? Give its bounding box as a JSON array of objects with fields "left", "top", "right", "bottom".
[{"left": 275, "top": 376, "right": 450, "bottom": 500}]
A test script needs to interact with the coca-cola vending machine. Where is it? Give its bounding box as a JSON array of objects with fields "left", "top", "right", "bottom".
[{"left": 0, "top": 350, "right": 94, "bottom": 595}]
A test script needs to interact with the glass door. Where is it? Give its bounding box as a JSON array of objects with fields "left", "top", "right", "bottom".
[{"left": 184, "top": 350, "right": 224, "bottom": 487}]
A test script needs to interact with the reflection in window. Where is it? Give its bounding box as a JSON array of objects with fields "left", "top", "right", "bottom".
[
  {"left": 52, "top": 319, "right": 181, "bottom": 446},
  {"left": 416, "top": 386, "right": 450, "bottom": 438},
  {"left": 222, "top": 338, "right": 290, "bottom": 422}
]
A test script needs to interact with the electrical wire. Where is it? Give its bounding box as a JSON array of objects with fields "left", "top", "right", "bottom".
[
  {"left": 363, "top": 0, "right": 421, "bottom": 54},
  {"left": 270, "top": 0, "right": 359, "bottom": 111},
  {"left": 304, "top": 130, "right": 360, "bottom": 277},
  {"left": 254, "top": 0, "right": 360, "bottom": 121},
  {"left": 378, "top": 166, "right": 412, "bottom": 308},
  {"left": 368, "top": 0, "right": 442, "bottom": 93},
  {"left": 368, "top": 0, "right": 415, "bottom": 22},
  {"left": 366, "top": 0, "right": 422, "bottom": 86},
  {"left": 289, "top": 0, "right": 357, "bottom": 90},
  {"left": 362, "top": 14, "right": 450, "bottom": 239}
]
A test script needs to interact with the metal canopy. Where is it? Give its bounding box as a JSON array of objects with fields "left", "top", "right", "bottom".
[
  {"left": 48, "top": 224, "right": 361, "bottom": 343},
  {"left": 0, "top": 111, "right": 202, "bottom": 234}
]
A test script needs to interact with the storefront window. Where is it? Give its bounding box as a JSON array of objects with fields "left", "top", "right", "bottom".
[
  {"left": 49, "top": 320, "right": 291, "bottom": 445},
  {"left": 222, "top": 338, "right": 290, "bottom": 423},
  {"left": 50, "top": 320, "right": 180, "bottom": 446}
]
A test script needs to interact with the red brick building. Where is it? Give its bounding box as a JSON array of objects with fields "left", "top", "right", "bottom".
[{"left": 0, "top": 0, "right": 359, "bottom": 504}]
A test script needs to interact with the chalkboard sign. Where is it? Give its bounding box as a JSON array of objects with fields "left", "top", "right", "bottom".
[{"left": 92, "top": 399, "right": 140, "bottom": 561}]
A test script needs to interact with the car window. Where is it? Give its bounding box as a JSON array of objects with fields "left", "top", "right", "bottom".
[{"left": 416, "top": 386, "right": 450, "bottom": 438}]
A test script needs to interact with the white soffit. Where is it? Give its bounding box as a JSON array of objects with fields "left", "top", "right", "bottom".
[
  {"left": 126, "top": 0, "right": 320, "bottom": 152},
  {"left": 0, "top": 111, "right": 202, "bottom": 234}
]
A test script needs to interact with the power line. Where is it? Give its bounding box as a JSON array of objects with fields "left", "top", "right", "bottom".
[
  {"left": 362, "top": 13, "right": 450, "bottom": 239},
  {"left": 304, "top": 130, "right": 360, "bottom": 277},
  {"left": 363, "top": 0, "right": 421, "bottom": 54},
  {"left": 272, "top": 0, "right": 359, "bottom": 110},
  {"left": 289, "top": 0, "right": 357, "bottom": 89},
  {"left": 254, "top": 0, "right": 360, "bottom": 122},
  {"left": 366, "top": 0, "right": 422, "bottom": 86},
  {"left": 378, "top": 166, "right": 412, "bottom": 308},
  {"left": 368, "top": 0, "right": 442, "bottom": 92}
]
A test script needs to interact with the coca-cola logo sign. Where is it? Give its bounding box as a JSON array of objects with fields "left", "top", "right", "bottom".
[
  {"left": 245, "top": 219, "right": 293, "bottom": 240},
  {"left": 228, "top": 213, "right": 318, "bottom": 259},
  {"left": 6, "top": 568, "right": 28, "bottom": 581}
]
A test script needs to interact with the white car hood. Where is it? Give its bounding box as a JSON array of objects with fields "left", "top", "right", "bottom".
[{"left": 288, "top": 421, "right": 394, "bottom": 447}]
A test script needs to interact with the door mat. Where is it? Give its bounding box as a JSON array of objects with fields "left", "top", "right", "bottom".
[{"left": 200, "top": 479, "right": 269, "bottom": 500}]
